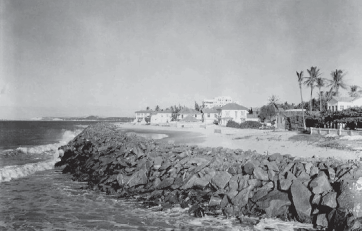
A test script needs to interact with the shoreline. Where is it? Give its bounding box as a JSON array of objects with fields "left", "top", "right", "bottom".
[{"left": 116, "top": 123, "right": 362, "bottom": 161}]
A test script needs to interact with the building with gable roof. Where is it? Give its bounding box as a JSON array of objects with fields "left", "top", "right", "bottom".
[
  {"left": 201, "top": 107, "right": 219, "bottom": 124},
  {"left": 219, "top": 103, "right": 249, "bottom": 126},
  {"left": 134, "top": 110, "right": 153, "bottom": 124},
  {"left": 177, "top": 108, "right": 202, "bottom": 121},
  {"left": 327, "top": 96, "right": 362, "bottom": 111},
  {"left": 150, "top": 110, "right": 173, "bottom": 124}
]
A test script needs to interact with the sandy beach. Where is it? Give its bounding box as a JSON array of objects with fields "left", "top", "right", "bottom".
[{"left": 116, "top": 123, "right": 362, "bottom": 161}]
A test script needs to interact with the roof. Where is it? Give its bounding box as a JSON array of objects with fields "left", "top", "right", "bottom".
[
  {"left": 202, "top": 108, "right": 219, "bottom": 113},
  {"left": 180, "top": 115, "right": 200, "bottom": 122},
  {"left": 154, "top": 110, "right": 173, "bottom": 114},
  {"left": 179, "top": 108, "right": 201, "bottom": 114},
  {"left": 330, "top": 96, "right": 355, "bottom": 102},
  {"left": 221, "top": 103, "right": 248, "bottom": 111},
  {"left": 285, "top": 109, "right": 306, "bottom": 112},
  {"left": 135, "top": 110, "right": 154, "bottom": 113}
]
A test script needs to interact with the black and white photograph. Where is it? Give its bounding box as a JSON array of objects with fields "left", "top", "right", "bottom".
[{"left": 1, "top": 0, "right": 362, "bottom": 230}]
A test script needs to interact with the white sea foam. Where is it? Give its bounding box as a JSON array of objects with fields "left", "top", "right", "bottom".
[{"left": 0, "top": 129, "right": 81, "bottom": 183}]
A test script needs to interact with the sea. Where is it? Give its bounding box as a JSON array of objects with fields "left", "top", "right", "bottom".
[{"left": 0, "top": 121, "right": 313, "bottom": 231}]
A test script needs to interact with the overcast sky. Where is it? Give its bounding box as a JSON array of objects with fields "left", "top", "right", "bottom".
[{"left": 1, "top": 0, "right": 362, "bottom": 119}]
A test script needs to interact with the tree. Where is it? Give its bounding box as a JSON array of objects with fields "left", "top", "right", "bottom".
[
  {"left": 248, "top": 108, "right": 253, "bottom": 114},
  {"left": 349, "top": 85, "right": 362, "bottom": 97},
  {"left": 194, "top": 101, "right": 200, "bottom": 112},
  {"left": 155, "top": 105, "right": 160, "bottom": 111},
  {"left": 146, "top": 106, "right": 150, "bottom": 110},
  {"left": 258, "top": 104, "right": 277, "bottom": 122},
  {"left": 268, "top": 95, "right": 279, "bottom": 111},
  {"left": 304, "top": 66, "right": 321, "bottom": 111},
  {"left": 316, "top": 77, "right": 326, "bottom": 111},
  {"left": 327, "top": 69, "right": 348, "bottom": 97},
  {"left": 296, "top": 71, "right": 306, "bottom": 129}
]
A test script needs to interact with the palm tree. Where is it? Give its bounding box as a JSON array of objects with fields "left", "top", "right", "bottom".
[
  {"left": 296, "top": 71, "right": 306, "bottom": 130},
  {"left": 327, "top": 69, "right": 348, "bottom": 97},
  {"left": 316, "top": 77, "right": 326, "bottom": 111},
  {"left": 304, "top": 66, "right": 321, "bottom": 111},
  {"left": 349, "top": 85, "right": 362, "bottom": 97}
]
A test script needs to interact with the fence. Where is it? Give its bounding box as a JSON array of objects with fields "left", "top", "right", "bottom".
[{"left": 310, "top": 127, "right": 362, "bottom": 136}]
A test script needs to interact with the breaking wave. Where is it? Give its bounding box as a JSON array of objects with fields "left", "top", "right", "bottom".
[{"left": 0, "top": 129, "right": 82, "bottom": 182}]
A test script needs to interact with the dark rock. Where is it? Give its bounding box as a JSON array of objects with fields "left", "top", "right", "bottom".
[
  {"left": 244, "top": 161, "right": 258, "bottom": 175},
  {"left": 157, "top": 177, "right": 175, "bottom": 189},
  {"left": 127, "top": 169, "right": 148, "bottom": 187},
  {"left": 238, "top": 175, "right": 249, "bottom": 191},
  {"left": 321, "top": 191, "right": 337, "bottom": 209},
  {"left": 251, "top": 182, "right": 274, "bottom": 202},
  {"left": 311, "top": 194, "right": 321, "bottom": 205},
  {"left": 231, "top": 186, "right": 252, "bottom": 208},
  {"left": 309, "top": 171, "right": 332, "bottom": 195},
  {"left": 256, "top": 190, "right": 291, "bottom": 218},
  {"left": 211, "top": 171, "right": 231, "bottom": 189},
  {"left": 337, "top": 179, "right": 362, "bottom": 217},
  {"left": 316, "top": 213, "right": 328, "bottom": 228},
  {"left": 279, "top": 171, "right": 294, "bottom": 191},
  {"left": 153, "top": 156, "right": 163, "bottom": 169},
  {"left": 268, "top": 153, "right": 282, "bottom": 162},
  {"left": 209, "top": 196, "right": 222, "bottom": 207},
  {"left": 253, "top": 167, "right": 269, "bottom": 181},
  {"left": 291, "top": 180, "right": 312, "bottom": 223}
]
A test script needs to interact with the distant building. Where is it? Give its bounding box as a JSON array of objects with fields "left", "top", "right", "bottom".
[
  {"left": 134, "top": 110, "right": 153, "bottom": 123},
  {"left": 177, "top": 108, "right": 202, "bottom": 121},
  {"left": 201, "top": 107, "right": 219, "bottom": 124},
  {"left": 202, "top": 96, "right": 239, "bottom": 109},
  {"left": 327, "top": 96, "right": 362, "bottom": 111},
  {"left": 150, "top": 110, "right": 172, "bottom": 124},
  {"left": 219, "top": 103, "right": 249, "bottom": 126}
]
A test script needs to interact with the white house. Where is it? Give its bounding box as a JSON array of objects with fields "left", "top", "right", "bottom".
[
  {"left": 134, "top": 110, "right": 153, "bottom": 123},
  {"left": 150, "top": 110, "right": 173, "bottom": 124},
  {"left": 201, "top": 107, "right": 219, "bottom": 124},
  {"left": 219, "top": 103, "right": 249, "bottom": 126},
  {"left": 177, "top": 108, "right": 202, "bottom": 121},
  {"left": 327, "top": 96, "right": 362, "bottom": 111}
]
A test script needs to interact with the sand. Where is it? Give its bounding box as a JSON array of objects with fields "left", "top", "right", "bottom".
[{"left": 116, "top": 123, "right": 362, "bottom": 161}]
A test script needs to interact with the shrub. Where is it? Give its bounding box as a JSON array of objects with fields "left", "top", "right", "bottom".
[
  {"left": 226, "top": 120, "right": 240, "bottom": 128},
  {"left": 239, "top": 121, "right": 262, "bottom": 129}
]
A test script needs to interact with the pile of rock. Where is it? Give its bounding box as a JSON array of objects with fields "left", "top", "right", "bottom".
[{"left": 57, "top": 123, "right": 362, "bottom": 230}]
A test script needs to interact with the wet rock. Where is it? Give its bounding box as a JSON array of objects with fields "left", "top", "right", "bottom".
[
  {"left": 309, "top": 171, "right": 332, "bottom": 195},
  {"left": 291, "top": 180, "right": 312, "bottom": 223}
]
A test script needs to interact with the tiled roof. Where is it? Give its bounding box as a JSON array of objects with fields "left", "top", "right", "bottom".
[
  {"left": 331, "top": 96, "right": 355, "bottom": 102},
  {"left": 202, "top": 108, "right": 219, "bottom": 113},
  {"left": 135, "top": 110, "right": 154, "bottom": 113},
  {"left": 221, "top": 103, "right": 249, "bottom": 111},
  {"left": 179, "top": 108, "right": 201, "bottom": 114},
  {"left": 180, "top": 115, "right": 200, "bottom": 122}
]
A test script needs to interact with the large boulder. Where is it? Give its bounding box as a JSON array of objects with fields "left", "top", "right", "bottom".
[
  {"left": 337, "top": 178, "right": 362, "bottom": 217},
  {"left": 211, "top": 171, "right": 232, "bottom": 189},
  {"left": 291, "top": 180, "right": 312, "bottom": 223},
  {"left": 256, "top": 190, "right": 291, "bottom": 218},
  {"left": 309, "top": 171, "right": 332, "bottom": 195}
]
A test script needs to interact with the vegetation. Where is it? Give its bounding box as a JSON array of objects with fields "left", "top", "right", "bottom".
[
  {"left": 226, "top": 120, "right": 262, "bottom": 129},
  {"left": 258, "top": 104, "right": 277, "bottom": 122},
  {"left": 304, "top": 66, "right": 321, "bottom": 111},
  {"left": 296, "top": 71, "right": 306, "bottom": 129}
]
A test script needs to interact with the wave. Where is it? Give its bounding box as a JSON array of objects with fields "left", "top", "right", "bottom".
[{"left": 0, "top": 129, "right": 82, "bottom": 182}]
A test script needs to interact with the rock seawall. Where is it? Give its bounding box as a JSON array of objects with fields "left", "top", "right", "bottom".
[{"left": 57, "top": 123, "right": 362, "bottom": 230}]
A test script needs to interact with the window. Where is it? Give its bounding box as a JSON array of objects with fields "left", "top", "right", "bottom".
[
  {"left": 207, "top": 113, "right": 210, "bottom": 118},
  {"left": 340, "top": 106, "right": 344, "bottom": 110},
  {"left": 195, "top": 114, "right": 197, "bottom": 118},
  {"left": 328, "top": 106, "right": 331, "bottom": 110}
]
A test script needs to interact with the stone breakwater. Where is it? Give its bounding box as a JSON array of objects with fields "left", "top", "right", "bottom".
[{"left": 57, "top": 123, "right": 362, "bottom": 230}]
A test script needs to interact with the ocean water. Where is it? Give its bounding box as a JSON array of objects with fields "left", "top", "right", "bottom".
[{"left": 0, "top": 121, "right": 313, "bottom": 230}]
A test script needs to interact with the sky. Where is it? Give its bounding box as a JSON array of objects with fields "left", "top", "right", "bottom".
[{"left": 1, "top": 0, "right": 362, "bottom": 119}]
